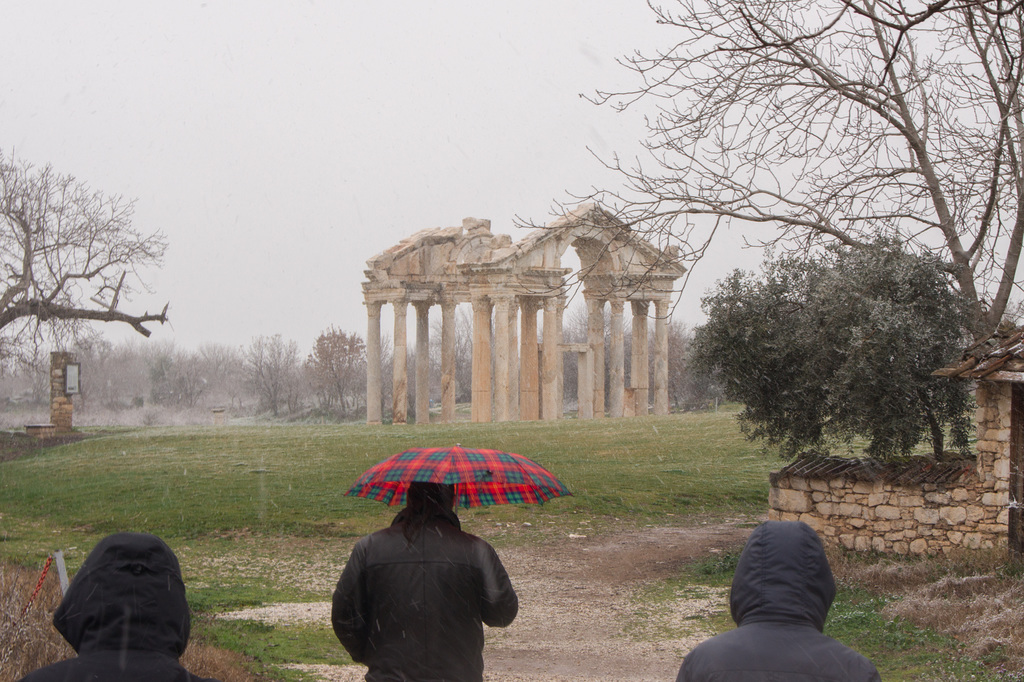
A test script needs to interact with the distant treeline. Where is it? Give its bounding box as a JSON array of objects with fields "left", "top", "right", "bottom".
[{"left": 0, "top": 310, "right": 721, "bottom": 424}]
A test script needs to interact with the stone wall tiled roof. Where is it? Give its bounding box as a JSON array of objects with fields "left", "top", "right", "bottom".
[
  {"left": 769, "top": 454, "right": 975, "bottom": 486},
  {"left": 934, "top": 327, "right": 1024, "bottom": 380}
]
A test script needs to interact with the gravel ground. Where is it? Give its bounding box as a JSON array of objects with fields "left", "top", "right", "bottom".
[{"left": 217, "top": 520, "right": 754, "bottom": 681}]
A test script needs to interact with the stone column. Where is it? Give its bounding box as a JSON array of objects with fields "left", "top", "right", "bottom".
[
  {"left": 519, "top": 298, "right": 540, "bottom": 420},
  {"left": 414, "top": 301, "right": 431, "bottom": 425},
  {"left": 555, "top": 296, "right": 564, "bottom": 410},
  {"left": 577, "top": 349, "right": 594, "bottom": 419},
  {"left": 50, "top": 352, "right": 75, "bottom": 432},
  {"left": 509, "top": 300, "right": 520, "bottom": 421},
  {"left": 440, "top": 299, "right": 456, "bottom": 424},
  {"left": 392, "top": 299, "right": 408, "bottom": 424},
  {"left": 654, "top": 299, "right": 670, "bottom": 415},
  {"left": 471, "top": 296, "right": 493, "bottom": 422},
  {"left": 609, "top": 300, "right": 625, "bottom": 418},
  {"left": 631, "top": 300, "right": 650, "bottom": 416},
  {"left": 587, "top": 297, "right": 605, "bottom": 418},
  {"left": 493, "top": 295, "right": 512, "bottom": 422},
  {"left": 542, "top": 296, "right": 560, "bottom": 421},
  {"left": 365, "top": 301, "right": 383, "bottom": 424}
]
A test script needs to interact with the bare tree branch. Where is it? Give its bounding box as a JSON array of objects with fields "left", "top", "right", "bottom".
[
  {"left": 0, "top": 150, "right": 168, "bottom": 360},
  {"left": 585, "top": 0, "right": 1024, "bottom": 339}
]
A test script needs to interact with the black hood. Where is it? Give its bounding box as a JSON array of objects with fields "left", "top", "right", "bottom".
[
  {"left": 53, "top": 532, "right": 191, "bottom": 657},
  {"left": 729, "top": 521, "right": 836, "bottom": 631}
]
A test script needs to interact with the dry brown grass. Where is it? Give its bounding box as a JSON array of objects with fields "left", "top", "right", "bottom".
[
  {"left": 0, "top": 561, "right": 264, "bottom": 682},
  {"left": 0, "top": 561, "right": 73, "bottom": 682},
  {"left": 829, "top": 547, "right": 1024, "bottom": 670}
]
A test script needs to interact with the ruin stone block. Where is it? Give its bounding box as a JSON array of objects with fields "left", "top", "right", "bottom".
[
  {"left": 837, "top": 502, "right": 863, "bottom": 517},
  {"left": 867, "top": 492, "right": 890, "bottom": 506},
  {"left": 789, "top": 477, "right": 810, "bottom": 491},
  {"left": 798, "top": 513, "right": 824, "bottom": 532},
  {"left": 771, "top": 487, "right": 812, "bottom": 513},
  {"left": 874, "top": 505, "right": 902, "bottom": 520},
  {"left": 966, "top": 506, "right": 986, "bottom": 523},
  {"left": 940, "top": 506, "right": 968, "bottom": 525},
  {"left": 982, "top": 491, "right": 1008, "bottom": 507}
]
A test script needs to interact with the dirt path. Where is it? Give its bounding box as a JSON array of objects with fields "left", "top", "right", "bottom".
[{"left": 224, "top": 519, "right": 755, "bottom": 681}]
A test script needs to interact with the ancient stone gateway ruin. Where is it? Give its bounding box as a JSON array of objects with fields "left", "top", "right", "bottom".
[{"left": 362, "top": 203, "right": 686, "bottom": 424}]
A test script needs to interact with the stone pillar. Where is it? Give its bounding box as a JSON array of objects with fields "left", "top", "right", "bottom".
[
  {"left": 609, "top": 300, "right": 625, "bottom": 418},
  {"left": 366, "top": 301, "right": 383, "bottom": 424},
  {"left": 542, "top": 296, "right": 561, "bottom": 421},
  {"left": 587, "top": 297, "right": 605, "bottom": 418},
  {"left": 392, "top": 299, "right": 408, "bottom": 424},
  {"left": 440, "top": 299, "right": 456, "bottom": 424},
  {"left": 577, "top": 349, "right": 594, "bottom": 419},
  {"left": 50, "top": 352, "right": 75, "bottom": 432},
  {"left": 631, "top": 300, "right": 650, "bottom": 416},
  {"left": 555, "top": 297, "right": 564, "bottom": 410},
  {"left": 654, "top": 299, "right": 670, "bottom": 416},
  {"left": 471, "top": 296, "right": 493, "bottom": 423},
  {"left": 493, "top": 295, "right": 512, "bottom": 422},
  {"left": 509, "top": 300, "right": 520, "bottom": 421},
  {"left": 520, "top": 298, "right": 540, "bottom": 420},
  {"left": 414, "top": 301, "right": 431, "bottom": 425}
]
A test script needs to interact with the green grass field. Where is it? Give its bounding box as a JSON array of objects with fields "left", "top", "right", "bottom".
[
  {"left": 0, "top": 409, "right": 1013, "bottom": 681},
  {"left": 0, "top": 410, "right": 771, "bottom": 556}
]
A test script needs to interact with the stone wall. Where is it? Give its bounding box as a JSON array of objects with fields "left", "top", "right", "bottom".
[{"left": 768, "top": 382, "right": 1011, "bottom": 554}]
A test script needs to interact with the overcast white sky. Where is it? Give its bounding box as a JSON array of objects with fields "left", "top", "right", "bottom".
[{"left": 3, "top": 1, "right": 764, "bottom": 353}]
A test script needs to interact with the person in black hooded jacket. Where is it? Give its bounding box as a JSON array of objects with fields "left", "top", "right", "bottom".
[
  {"left": 18, "top": 532, "right": 218, "bottom": 682},
  {"left": 332, "top": 482, "right": 518, "bottom": 682},
  {"left": 676, "top": 520, "right": 880, "bottom": 682}
]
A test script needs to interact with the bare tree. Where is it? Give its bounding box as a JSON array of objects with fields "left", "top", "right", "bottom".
[
  {"left": 245, "top": 334, "right": 302, "bottom": 416},
  {"left": 592, "top": 0, "right": 1024, "bottom": 339},
  {"left": 666, "top": 320, "right": 724, "bottom": 411},
  {"left": 305, "top": 326, "right": 366, "bottom": 417},
  {"left": 0, "top": 150, "right": 168, "bottom": 363}
]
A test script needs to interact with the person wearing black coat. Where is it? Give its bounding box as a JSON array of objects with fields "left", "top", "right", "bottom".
[
  {"left": 676, "top": 520, "right": 880, "bottom": 682},
  {"left": 18, "top": 532, "right": 218, "bottom": 682},
  {"left": 332, "top": 482, "right": 518, "bottom": 682}
]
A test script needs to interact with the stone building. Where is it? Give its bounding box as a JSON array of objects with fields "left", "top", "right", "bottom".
[
  {"left": 769, "top": 327, "right": 1024, "bottom": 556},
  {"left": 361, "top": 203, "right": 686, "bottom": 424}
]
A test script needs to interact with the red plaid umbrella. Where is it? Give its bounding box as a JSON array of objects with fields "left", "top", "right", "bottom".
[{"left": 346, "top": 445, "right": 571, "bottom": 507}]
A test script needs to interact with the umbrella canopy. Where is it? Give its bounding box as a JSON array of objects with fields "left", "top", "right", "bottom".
[{"left": 346, "top": 445, "right": 571, "bottom": 507}]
